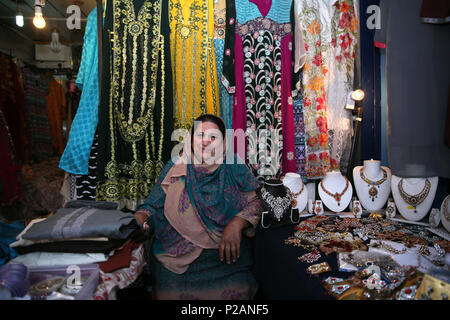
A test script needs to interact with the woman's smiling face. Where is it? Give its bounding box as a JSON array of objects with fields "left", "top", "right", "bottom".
[{"left": 192, "top": 121, "right": 224, "bottom": 164}]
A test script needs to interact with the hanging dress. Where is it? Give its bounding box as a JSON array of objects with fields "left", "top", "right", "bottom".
[
  {"left": 59, "top": 6, "right": 100, "bottom": 175},
  {"left": 294, "top": 0, "right": 358, "bottom": 178},
  {"left": 222, "top": 0, "right": 297, "bottom": 180},
  {"left": 96, "top": 0, "right": 174, "bottom": 210},
  {"left": 213, "top": 0, "right": 234, "bottom": 129},
  {"left": 169, "top": 0, "right": 220, "bottom": 130}
]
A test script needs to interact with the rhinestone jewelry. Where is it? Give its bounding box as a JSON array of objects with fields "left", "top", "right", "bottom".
[
  {"left": 298, "top": 250, "right": 322, "bottom": 263},
  {"left": 319, "top": 177, "right": 350, "bottom": 206},
  {"left": 360, "top": 167, "right": 388, "bottom": 202},
  {"left": 398, "top": 178, "right": 431, "bottom": 213},
  {"left": 260, "top": 187, "right": 292, "bottom": 221}
]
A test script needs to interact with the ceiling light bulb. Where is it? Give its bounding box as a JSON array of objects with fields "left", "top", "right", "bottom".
[
  {"left": 16, "top": 13, "right": 24, "bottom": 27},
  {"left": 33, "top": 12, "right": 46, "bottom": 29},
  {"left": 351, "top": 89, "right": 365, "bottom": 102},
  {"left": 50, "top": 30, "right": 61, "bottom": 52}
]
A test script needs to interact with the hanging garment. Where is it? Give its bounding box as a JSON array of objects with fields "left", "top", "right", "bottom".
[
  {"left": 22, "top": 68, "right": 52, "bottom": 162},
  {"left": 375, "top": 0, "right": 450, "bottom": 178},
  {"left": 169, "top": 0, "right": 220, "bottom": 130},
  {"left": 96, "top": 0, "right": 174, "bottom": 210},
  {"left": 293, "top": 90, "right": 307, "bottom": 179},
  {"left": 59, "top": 7, "right": 100, "bottom": 175},
  {"left": 213, "top": 0, "right": 234, "bottom": 129},
  {"left": 46, "top": 79, "right": 67, "bottom": 156},
  {"left": 222, "top": 0, "right": 297, "bottom": 180},
  {"left": 0, "top": 54, "right": 31, "bottom": 163},
  {"left": 294, "top": 0, "right": 358, "bottom": 179},
  {"left": 0, "top": 108, "right": 22, "bottom": 205}
]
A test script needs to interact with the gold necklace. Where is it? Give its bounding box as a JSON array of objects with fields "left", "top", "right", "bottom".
[
  {"left": 398, "top": 178, "right": 431, "bottom": 213},
  {"left": 320, "top": 177, "right": 349, "bottom": 206},
  {"left": 281, "top": 176, "right": 305, "bottom": 207}
]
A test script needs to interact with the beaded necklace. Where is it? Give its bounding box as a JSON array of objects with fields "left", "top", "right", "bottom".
[{"left": 359, "top": 167, "right": 388, "bottom": 202}]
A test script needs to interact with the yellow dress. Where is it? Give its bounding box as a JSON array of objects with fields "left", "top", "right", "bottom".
[{"left": 169, "top": 0, "right": 220, "bottom": 130}]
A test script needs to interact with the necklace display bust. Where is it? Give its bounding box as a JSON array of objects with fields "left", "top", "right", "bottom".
[
  {"left": 282, "top": 172, "right": 308, "bottom": 212},
  {"left": 441, "top": 195, "right": 450, "bottom": 233},
  {"left": 391, "top": 175, "right": 438, "bottom": 222},
  {"left": 318, "top": 170, "right": 352, "bottom": 213},
  {"left": 353, "top": 160, "right": 391, "bottom": 211}
]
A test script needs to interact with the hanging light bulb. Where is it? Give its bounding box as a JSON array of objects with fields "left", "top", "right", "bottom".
[
  {"left": 33, "top": 0, "right": 46, "bottom": 29},
  {"left": 50, "top": 29, "right": 61, "bottom": 52},
  {"left": 16, "top": 2, "right": 24, "bottom": 27}
]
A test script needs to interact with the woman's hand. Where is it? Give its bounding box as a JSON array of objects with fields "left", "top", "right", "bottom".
[
  {"left": 219, "top": 216, "right": 250, "bottom": 264},
  {"left": 135, "top": 210, "right": 150, "bottom": 230}
]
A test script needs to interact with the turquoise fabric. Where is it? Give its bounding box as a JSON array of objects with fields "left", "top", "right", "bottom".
[
  {"left": 0, "top": 221, "right": 24, "bottom": 266},
  {"left": 59, "top": 7, "right": 100, "bottom": 174},
  {"left": 214, "top": 39, "right": 233, "bottom": 130},
  {"left": 235, "top": 0, "right": 291, "bottom": 24}
]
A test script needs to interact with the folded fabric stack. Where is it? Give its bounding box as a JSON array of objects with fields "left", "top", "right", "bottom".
[{"left": 9, "top": 201, "right": 143, "bottom": 269}]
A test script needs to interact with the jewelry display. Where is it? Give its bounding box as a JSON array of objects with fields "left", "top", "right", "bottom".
[
  {"left": 385, "top": 198, "right": 396, "bottom": 219},
  {"left": 314, "top": 200, "right": 324, "bottom": 216},
  {"left": 307, "top": 262, "right": 331, "bottom": 275},
  {"left": 368, "top": 240, "right": 408, "bottom": 255},
  {"left": 330, "top": 284, "right": 351, "bottom": 295},
  {"left": 397, "top": 178, "right": 431, "bottom": 213},
  {"left": 396, "top": 285, "right": 418, "bottom": 300},
  {"left": 319, "top": 177, "right": 350, "bottom": 207},
  {"left": 308, "top": 199, "right": 315, "bottom": 214},
  {"left": 415, "top": 274, "right": 450, "bottom": 300},
  {"left": 428, "top": 208, "right": 441, "bottom": 229},
  {"left": 352, "top": 200, "right": 362, "bottom": 218},
  {"left": 359, "top": 167, "right": 388, "bottom": 202},
  {"left": 440, "top": 195, "right": 450, "bottom": 233},
  {"left": 281, "top": 173, "right": 308, "bottom": 211},
  {"left": 298, "top": 250, "right": 322, "bottom": 264},
  {"left": 294, "top": 230, "right": 332, "bottom": 245},
  {"left": 284, "top": 237, "right": 317, "bottom": 252},
  {"left": 319, "top": 238, "right": 367, "bottom": 256},
  {"left": 260, "top": 186, "right": 292, "bottom": 221},
  {"left": 322, "top": 277, "right": 345, "bottom": 285}
]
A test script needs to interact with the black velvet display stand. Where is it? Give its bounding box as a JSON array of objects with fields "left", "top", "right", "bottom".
[{"left": 253, "top": 220, "right": 355, "bottom": 300}]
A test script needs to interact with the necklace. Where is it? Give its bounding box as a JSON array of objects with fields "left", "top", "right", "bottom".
[
  {"left": 359, "top": 168, "right": 388, "bottom": 202},
  {"left": 260, "top": 187, "right": 292, "bottom": 221},
  {"left": 398, "top": 178, "right": 431, "bottom": 213},
  {"left": 442, "top": 196, "right": 450, "bottom": 221},
  {"left": 281, "top": 176, "right": 305, "bottom": 207},
  {"left": 319, "top": 177, "right": 349, "bottom": 206}
]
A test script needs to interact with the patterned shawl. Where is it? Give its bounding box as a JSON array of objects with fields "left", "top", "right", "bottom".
[{"left": 138, "top": 134, "right": 261, "bottom": 274}]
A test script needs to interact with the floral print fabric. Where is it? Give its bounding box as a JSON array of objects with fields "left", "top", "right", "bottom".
[{"left": 295, "top": 0, "right": 358, "bottom": 178}]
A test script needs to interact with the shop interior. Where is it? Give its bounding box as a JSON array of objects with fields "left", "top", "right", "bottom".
[{"left": 0, "top": 0, "right": 449, "bottom": 301}]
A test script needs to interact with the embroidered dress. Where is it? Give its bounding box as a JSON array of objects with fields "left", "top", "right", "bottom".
[
  {"left": 223, "top": 0, "right": 296, "bottom": 180},
  {"left": 60, "top": 7, "right": 100, "bottom": 175},
  {"left": 294, "top": 0, "right": 358, "bottom": 178},
  {"left": 96, "top": 0, "right": 174, "bottom": 210},
  {"left": 169, "top": 0, "right": 220, "bottom": 130},
  {"left": 213, "top": 0, "right": 234, "bottom": 129}
]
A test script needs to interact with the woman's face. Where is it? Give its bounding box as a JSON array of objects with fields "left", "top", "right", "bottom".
[{"left": 192, "top": 121, "right": 224, "bottom": 164}]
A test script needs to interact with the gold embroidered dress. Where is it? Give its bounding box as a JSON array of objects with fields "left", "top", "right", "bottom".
[
  {"left": 96, "top": 0, "right": 174, "bottom": 210},
  {"left": 169, "top": 0, "right": 220, "bottom": 130}
]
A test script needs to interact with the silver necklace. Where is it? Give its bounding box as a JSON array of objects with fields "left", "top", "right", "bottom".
[{"left": 260, "top": 187, "right": 292, "bottom": 221}]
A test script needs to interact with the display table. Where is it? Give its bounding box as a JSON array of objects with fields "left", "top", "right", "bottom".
[
  {"left": 254, "top": 223, "right": 351, "bottom": 300},
  {"left": 253, "top": 215, "right": 450, "bottom": 300}
]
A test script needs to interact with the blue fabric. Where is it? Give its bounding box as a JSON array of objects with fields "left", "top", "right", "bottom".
[
  {"left": 214, "top": 39, "right": 233, "bottom": 130},
  {"left": 59, "top": 7, "right": 100, "bottom": 174},
  {"left": 0, "top": 221, "right": 24, "bottom": 266},
  {"left": 235, "top": 0, "right": 291, "bottom": 24}
]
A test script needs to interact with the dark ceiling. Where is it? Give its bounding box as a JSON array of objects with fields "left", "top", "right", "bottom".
[{"left": 0, "top": 0, "right": 97, "bottom": 45}]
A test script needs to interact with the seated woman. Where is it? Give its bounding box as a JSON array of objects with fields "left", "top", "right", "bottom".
[{"left": 134, "top": 114, "right": 264, "bottom": 300}]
